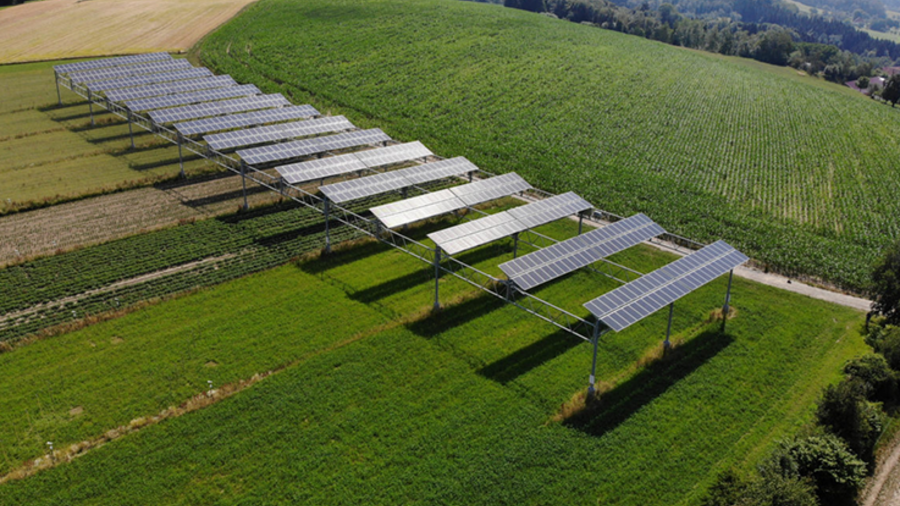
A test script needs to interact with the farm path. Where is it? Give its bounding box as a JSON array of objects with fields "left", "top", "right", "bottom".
[
  {"left": 0, "top": 173, "right": 280, "bottom": 267},
  {"left": 861, "top": 428, "right": 900, "bottom": 506}
]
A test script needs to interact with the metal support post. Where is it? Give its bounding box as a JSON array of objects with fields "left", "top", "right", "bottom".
[
  {"left": 177, "top": 133, "right": 185, "bottom": 178},
  {"left": 54, "top": 71, "right": 62, "bottom": 106},
  {"left": 433, "top": 247, "right": 442, "bottom": 311},
  {"left": 468, "top": 171, "right": 473, "bottom": 183},
  {"left": 588, "top": 321, "right": 601, "bottom": 395},
  {"left": 240, "top": 161, "right": 249, "bottom": 210},
  {"left": 127, "top": 110, "right": 135, "bottom": 149},
  {"left": 512, "top": 233, "right": 519, "bottom": 258},
  {"left": 506, "top": 280, "right": 515, "bottom": 302},
  {"left": 664, "top": 302, "right": 674, "bottom": 349},
  {"left": 323, "top": 197, "right": 331, "bottom": 253},
  {"left": 87, "top": 89, "right": 95, "bottom": 126},
  {"left": 722, "top": 269, "right": 734, "bottom": 328},
  {"left": 578, "top": 214, "right": 584, "bottom": 235}
]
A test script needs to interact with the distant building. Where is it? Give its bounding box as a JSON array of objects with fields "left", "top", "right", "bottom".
[
  {"left": 846, "top": 76, "right": 885, "bottom": 95},
  {"left": 882, "top": 67, "right": 900, "bottom": 77}
]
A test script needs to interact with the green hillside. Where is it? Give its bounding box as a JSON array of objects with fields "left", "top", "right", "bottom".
[{"left": 198, "top": 0, "right": 900, "bottom": 291}]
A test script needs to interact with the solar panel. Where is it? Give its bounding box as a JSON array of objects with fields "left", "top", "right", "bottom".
[
  {"left": 174, "top": 105, "right": 319, "bottom": 136},
  {"left": 124, "top": 84, "right": 260, "bottom": 112},
  {"left": 105, "top": 75, "right": 237, "bottom": 102},
  {"left": 320, "top": 170, "right": 411, "bottom": 203},
  {"left": 55, "top": 53, "right": 172, "bottom": 74},
  {"left": 506, "top": 192, "right": 592, "bottom": 229},
  {"left": 149, "top": 94, "right": 291, "bottom": 124},
  {"left": 318, "top": 156, "right": 480, "bottom": 203},
  {"left": 583, "top": 240, "right": 749, "bottom": 331},
  {"left": 352, "top": 141, "right": 432, "bottom": 168},
  {"left": 428, "top": 211, "right": 525, "bottom": 256},
  {"left": 86, "top": 68, "right": 213, "bottom": 92},
  {"left": 427, "top": 192, "right": 593, "bottom": 256},
  {"left": 401, "top": 157, "right": 478, "bottom": 185},
  {"left": 370, "top": 189, "right": 465, "bottom": 229},
  {"left": 499, "top": 213, "right": 665, "bottom": 290},
  {"left": 238, "top": 129, "right": 390, "bottom": 165},
  {"left": 449, "top": 173, "right": 532, "bottom": 206},
  {"left": 68, "top": 60, "right": 193, "bottom": 84},
  {"left": 368, "top": 172, "right": 530, "bottom": 229},
  {"left": 276, "top": 153, "right": 367, "bottom": 184},
  {"left": 203, "top": 116, "right": 355, "bottom": 150}
]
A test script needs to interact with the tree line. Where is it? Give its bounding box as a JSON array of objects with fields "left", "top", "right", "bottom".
[{"left": 504, "top": 0, "right": 900, "bottom": 83}]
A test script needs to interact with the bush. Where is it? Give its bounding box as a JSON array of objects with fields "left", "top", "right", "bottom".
[
  {"left": 873, "top": 326, "right": 900, "bottom": 372},
  {"left": 871, "top": 240, "right": 900, "bottom": 322},
  {"left": 816, "top": 379, "right": 883, "bottom": 462},
  {"left": 844, "top": 354, "right": 898, "bottom": 405},
  {"left": 702, "top": 468, "right": 818, "bottom": 506},
  {"left": 766, "top": 435, "right": 866, "bottom": 505}
]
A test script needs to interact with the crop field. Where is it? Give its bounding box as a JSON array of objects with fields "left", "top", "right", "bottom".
[
  {"left": 0, "top": 212, "right": 866, "bottom": 504},
  {"left": 199, "top": 0, "right": 900, "bottom": 291},
  {"left": 0, "top": 61, "right": 219, "bottom": 210},
  {"left": 0, "top": 0, "right": 258, "bottom": 64}
]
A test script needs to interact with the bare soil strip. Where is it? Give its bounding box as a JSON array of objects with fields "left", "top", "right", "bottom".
[{"left": 0, "top": 174, "right": 281, "bottom": 267}]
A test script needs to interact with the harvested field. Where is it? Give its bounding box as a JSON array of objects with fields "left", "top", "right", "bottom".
[
  {"left": 0, "top": 0, "right": 258, "bottom": 64},
  {"left": 0, "top": 173, "right": 282, "bottom": 267}
]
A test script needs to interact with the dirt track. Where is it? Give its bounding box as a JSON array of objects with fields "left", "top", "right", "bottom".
[{"left": 0, "top": 0, "right": 258, "bottom": 63}]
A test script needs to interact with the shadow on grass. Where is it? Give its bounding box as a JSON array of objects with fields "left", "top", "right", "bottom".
[
  {"left": 347, "top": 267, "right": 434, "bottom": 304},
  {"left": 477, "top": 329, "right": 582, "bottom": 384},
  {"left": 407, "top": 294, "right": 505, "bottom": 338},
  {"left": 564, "top": 328, "right": 733, "bottom": 438},
  {"left": 298, "top": 237, "right": 389, "bottom": 275}
]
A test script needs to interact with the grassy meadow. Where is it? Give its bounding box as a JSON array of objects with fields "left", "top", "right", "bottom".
[
  {"left": 0, "top": 210, "right": 868, "bottom": 504},
  {"left": 198, "top": 0, "right": 900, "bottom": 291}
]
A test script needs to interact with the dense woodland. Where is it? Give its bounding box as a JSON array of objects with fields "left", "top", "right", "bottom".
[{"left": 503, "top": 0, "right": 900, "bottom": 82}]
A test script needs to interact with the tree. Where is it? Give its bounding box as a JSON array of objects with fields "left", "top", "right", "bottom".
[
  {"left": 857, "top": 75, "right": 870, "bottom": 89},
  {"left": 767, "top": 435, "right": 867, "bottom": 504},
  {"left": 844, "top": 353, "right": 897, "bottom": 404},
  {"left": 871, "top": 241, "right": 900, "bottom": 322},
  {"left": 816, "top": 379, "right": 883, "bottom": 462},
  {"left": 882, "top": 74, "right": 900, "bottom": 107}
]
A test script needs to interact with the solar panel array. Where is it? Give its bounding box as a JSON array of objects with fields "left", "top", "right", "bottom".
[
  {"left": 105, "top": 75, "right": 237, "bottom": 102},
  {"left": 174, "top": 105, "right": 320, "bottom": 136},
  {"left": 68, "top": 60, "right": 192, "bottom": 84},
  {"left": 55, "top": 52, "right": 172, "bottom": 74},
  {"left": 277, "top": 141, "right": 433, "bottom": 184},
  {"left": 204, "top": 115, "right": 355, "bottom": 150},
  {"left": 427, "top": 192, "right": 591, "bottom": 256},
  {"left": 319, "top": 156, "right": 477, "bottom": 203},
  {"left": 499, "top": 213, "right": 665, "bottom": 290},
  {"left": 369, "top": 172, "right": 532, "bottom": 229},
  {"left": 583, "top": 240, "right": 749, "bottom": 331},
  {"left": 125, "top": 84, "right": 260, "bottom": 112},
  {"left": 150, "top": 94, "right": 291, "bottom": 124},
  {"left": 87, "top": 68, "right": 213, "bottom": 92},
  {"left": 238, "top": 128, "right": 391, "bottom": 165}
]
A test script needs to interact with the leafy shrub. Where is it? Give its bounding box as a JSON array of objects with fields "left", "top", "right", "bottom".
[
  {"left": 765, "top": 435, "right": 866, "bottom": 505},
  {"left": 844, "top": 353, "right": 898, "bottom": 405},
  {"left": 816, "top": 379, "right": 883, "bottom": 462}
]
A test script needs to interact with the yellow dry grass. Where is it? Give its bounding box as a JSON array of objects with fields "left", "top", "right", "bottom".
[{"left": 0, "top": 0, "right": 257, "bottom": 64}]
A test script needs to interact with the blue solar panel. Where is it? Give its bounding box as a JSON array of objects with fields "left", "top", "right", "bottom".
[
  {"left": 124, "top": 84, "right": 260, "bottom": 111},
  {"left": 204, "top": 116, "right": 355, "bottom": 150},
  {"left": 238, "top": 129, "right": 390, "bottom": 165},
  {"left": 68, "top": 60, "right": 192, "bottom": 84},
  {"left": 583, "top": 240, "right": 748, "bottom": 331},
  {"left": 55, "top": 53, "right": 172, "bottom": 74},
  {"left": 86, "top": 68, "right": 213, "bottom": 92},
  {"left": 105, "top": 75, "right": 237, "bottom": 102},
  {"left": 174, "top": 105, "right": 319, "bottom": 136},
  {"left": 149, "top": 94, "right": 291, "bottom": 124},
  {"left": 499, "top": 213, "right": 665, "bottom": 290}
]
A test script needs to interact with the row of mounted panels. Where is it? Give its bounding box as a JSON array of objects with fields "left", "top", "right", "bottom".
[{"left": 57, "top": 54, "right": 749, "bottom": 334}]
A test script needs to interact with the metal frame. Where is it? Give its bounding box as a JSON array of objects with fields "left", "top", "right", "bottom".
[{"left": 54, "top": 65, "right": 732, "bottom": 391}]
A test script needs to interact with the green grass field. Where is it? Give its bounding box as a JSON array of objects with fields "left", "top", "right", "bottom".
[
  {"left": 197, "top": 0, "right": 900, "bottom": 291},
  {"left": 0, "top": 61, "right": 214, "bottom": 211},
  {"left": 0, "top": 224, "right": 866, "bottom": 504}
]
